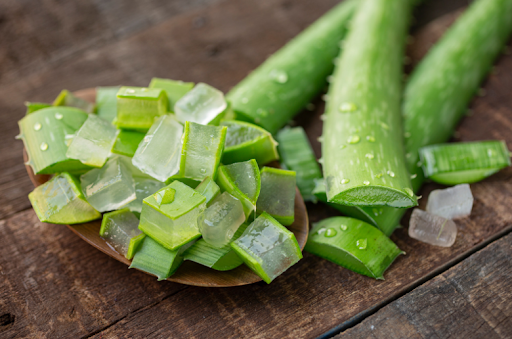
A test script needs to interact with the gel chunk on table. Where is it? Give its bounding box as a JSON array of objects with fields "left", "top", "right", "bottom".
[
  {"left": 426, "top": 184, "right": 473, "bottom": 220},
  {"left": 116, "top": 86, "right": 167, "bottom": 130},
  {"left": 409, "top": 209, "right": 457, "bottom": 247},
  {"left": 257, "top": 167, "right": 296, "bottom": 226},
  {"left": 100, "top": 208, "right": 142, "bottom": 259},
  {"left": 80, "top": 156, "right": 136, "bottom": 212},
  {"left": 174, "top": 83, "right": 227, "bottom": 125},
  {"left": 231, "top": 212, "right": 302, "bottom": 284}
]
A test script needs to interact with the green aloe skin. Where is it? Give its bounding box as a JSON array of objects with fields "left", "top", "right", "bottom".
[{"left": 227, "top": 0, "right": 358, "bottom": 134}]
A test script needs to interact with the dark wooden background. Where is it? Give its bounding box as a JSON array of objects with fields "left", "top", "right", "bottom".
[{"left": 1, "top": 0, "right": 511, "bottom": 338}]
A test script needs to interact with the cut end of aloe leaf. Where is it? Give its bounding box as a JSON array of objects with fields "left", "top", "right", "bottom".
[{"left": 328, "top": 184, "right": 418, "bottom": 208}]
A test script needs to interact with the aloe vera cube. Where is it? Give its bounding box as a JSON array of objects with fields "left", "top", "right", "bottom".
[
  {"left": 174, "top": 83, "right": 227, "bottom": 125},
  {"left": 111, "top": 130, "right": 145, "bottom": 157},
  {"left": 18, "top": 107, "right": 92, "bottom": 175},
  {"left": 220, "top": 120, "right": 279, "bottom": 165},
  {"left": 123, "top": 177, "right": 165, "bottom": 213},
  {"left": 178, "top": 122, "right": 226, "bottom": 181},
  {"left": 199, "top": 192, "right": 245, "bottom": 248},
  {"left": 66, "top": 115, "right": 119, "bottom": 167},
  {"left": 53, "top": 89, "right": 95, "bottom": 114},
  {"left": 132, "top": 115, "right": 183, "bottom": 182},
  {"left": 28, "top": 172, "right": 100, "bottom": 224},
  {"left": 96, "top": 86, "right": 120, "bottom": 123},
  {"left": 216, "top": 160, "right": 261, "bottom": 219},
  {"left": 195, "top": 176, "right": 221, "bottom": 206},
  {"left": 409, "top": 209, "right": 457, "bottom": 247},
  {"left": 257, "top": 167, "right": 296, "bottom": 226},
  {"left": 116, "top": 86, "right": 167, "bottom": 130},
  {"left": 139, "top": 181, "right": 206, "bottom": 250},
  {"left": 80, "top": 156, "right": 136, "bottom": 212},
  {"left": 184, "top": 222, "right": 249, "bottom": 271},
  {"left": 25, "top": 102, "right": 51, "bottom": 114},
  {"left": 100, "top": 208, "right": 142, "bottom": 259},
  {"left": 426, "top": 184, "right": 473, "bottom": 220},
  {"left": 149, "top": 77, "right": 194, "bottom": 111},
  {"left": 231, "top": 212, "right": 302, "bottom": 284}
]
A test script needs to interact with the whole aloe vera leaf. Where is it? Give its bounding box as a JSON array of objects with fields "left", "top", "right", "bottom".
[{"left": 226, "top": 0, "right": 358, "bottom": 134}]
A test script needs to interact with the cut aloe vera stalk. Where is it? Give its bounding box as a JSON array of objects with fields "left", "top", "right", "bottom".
[
  {"left": 419, "top": 141, "right": 511, "bottom": 185},
  {"left": 111, "top": 130, "right": 145, "bottom": 157},
  {"left": 139, "top": 181, "right": 206, "bottom": 250},
  {"left": 130, "top": 235, "right": 192, "bottom": 280},
  {"left": 132, "top": 115, "right": 183, "bottom": 182},
  {"left": 305, "top": 216, "right": 404, "bottom": 279},
  {"left": 96, "top": 86, "right": 120, "bottom": 123},
  {"left": 174, "top": 83, "right": 227, "bottom": 125},
  {"left": 66, "top": 114, "right": 119, "bottom": 167},
  {"left": 184, "top": 223, "right": 249, "bottom": 271},
  {"left": 257, "top": 167, "right": 296, "bottom": 226},
  {"left": 18, "top": 107, "right": 92, "bottom": 175},
  {"left": 195, "top": 176, "right": 221, "bottom": 206},
  {"left": 127, "top": 233, "right": 146, "bottom": 260},
  {"left": 29, "top": 172, "right": 101, "bottom": 224},
  {"left": 220, "top": 120, "right": 279, "bottom": 165},
  {"left": 216, "top": 160, "right": 261, "bottom": 219},
  {"left": 231, "top": 212, "right": 302, "bottom": 284},
  {"left": 149, "top": 78, "right": 194, "bottom": 111},
  {"left": 227, "top": 0, "right": 358, "bottom": 134},
  {"left": 100, "top": 208, "right": 142, "bottom": 259},
  {"left": 177, "top": 121, "right": 227, "bottom": 181},
  {"left": 277, "top": 127, "right": 321, "bottom": 202},
  {"left": 25, "top": 102, "right": 51, "bottom": 114},
  {"left": 116, "top": 86, "right": 167, "bottom": 131},
  {"left": 53, "top": 89, "right": 96, "bottom": 114},
  {"left": 122, "top": 177, "right": 165, "bottom": 213}
]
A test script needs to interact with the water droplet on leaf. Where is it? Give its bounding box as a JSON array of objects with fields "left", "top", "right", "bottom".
[
  {"left": 40, "top": 142, "right": 48, "bottom": 151},
  {"left": 340, "top": 224, "right": 347, "bottom": 231},
  {"left": 366, "top": 136, "right": 375, "bottom": 142},
  {"left": 363, "top": 180, "right": 370, "bottom": 185},
  {"left": 347, "top": 135, "right": 360, "bottom": 144},
  {"left": 356, "top": 238, "right": 367, "bottom": 250},
  {"left": 270, "top": 69, "right": 288, "bottom": 84},
  {"left": 365, "top": 153, "right": 374, "bottom": 160},
  {"left": 387, "top": 171, "right": 395, "bottom": 178},
  {"left": 55, "top": 113, "right": 63, "bottom": 120},
  {"left": 34, "top": 123, "right": 42, "bottom": 131},
  {"left": 341, "top": 178, "right": 350, "bottom": 184},
  {"left": 325, "top": 228, "right": 337, "bottom": 237},
  {"left": 339, "top": 102, "right": 357, "bottom": 113}
]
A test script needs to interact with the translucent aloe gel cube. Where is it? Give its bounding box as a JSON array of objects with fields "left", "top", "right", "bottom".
[
  {"left": 257, "top": 167, "right": 296, "bottom": 226},
  {"left": 100, "top": 208, "right": 142, "bottom": 259},
  {"left": 96, "top": 86, "right": 120, "bottom": 123},
  {"left": 426, "top": 184, "right": 473, "bottom": 219},
  {"left": 195, "top": 176, "right": 221, "bottom": 206},
  {"left": 123, "top": 177, "right": 165, "bottom": 213},
  {"left": 174, "top": 83, "right": 227, "bottom": 125},
  {"left": 116, "top": 86, "right": 167, "bottom": 130}
]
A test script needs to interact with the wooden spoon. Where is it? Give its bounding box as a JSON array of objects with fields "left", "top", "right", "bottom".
[{"left": 23, "top": 88, "right": 309, "bottom": 287}]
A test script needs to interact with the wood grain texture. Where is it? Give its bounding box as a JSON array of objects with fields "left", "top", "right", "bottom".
[{"left": 335, "top": 232, "right": 512, "bottom": 339}]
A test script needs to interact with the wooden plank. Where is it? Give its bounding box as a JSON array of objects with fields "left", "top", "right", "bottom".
[{"left": 334, "top": 232, "right": 512, "bottom": 339}]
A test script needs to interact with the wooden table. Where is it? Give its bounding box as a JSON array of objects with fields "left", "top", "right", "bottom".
[{"left": 1, "top": 0, "right": 511, "bottom": 338}]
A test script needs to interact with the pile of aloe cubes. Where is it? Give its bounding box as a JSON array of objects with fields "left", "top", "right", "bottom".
[{"left": 19, "top": 79, "right": 302, "bottom": 284}]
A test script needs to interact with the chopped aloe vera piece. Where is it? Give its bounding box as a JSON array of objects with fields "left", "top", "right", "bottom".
[
  {"left": 220, "top": 120, "right": 279, "bottom": 165},
  {"left": 195, "top": 176, "right": 220, "bottom": 206},
  {"left": 111, "top": 130, "right": 145, "bottom": 157},
  {"left": 123, "top": 177, "right": 165, "bottom": 213},
  {"left": 130, "top": 235, "right": 192, "bottom": 280},
  {"left": 18, "top": 107, "right": 92, "bottom": 175},
  {"left": 100, "top": 208, "right": 142, "bottom": 259},
  {"left": 426, "top": 184, "right": 473, "bottom": 220},
  {"left": 29, "top": 172, "right": 100, "bottom": 224},
  {"left": 277, "top": 127, "right": 321, "bottom": 202},
  {"left": 96, "top": 86, "right": 120, "bottom": 123},
  {"left": 127, "top": 233, "right": 145, "bottom": 260},
  {"left": 25, "top": 102, "right": 51, "bottom": 114},
  {"left": 80, "top": 156, "right": 136, "bottom": 212},
  {"left": 199, "top": 192, "right": 245, "bottom": 248},
  {"left": 116, "top": 86, "right": 167, "bottom": 131},
  {"left": 257, "top": 167, "right": 296, "bottom": 226},
  {"left": 177, "top": 121, "right": 227, "bottom": 181},
  {"left": 132, "top": 115, "right": 183, "bottom": 182},
  {"left": 231, "top": 212, "right": 302, "bottom": 284},
  {"left": 53, "top": 89, "right": 96, "bottom": 114},
  {"left": 409, "top": 209, "right": 457, "bottom": 247},
  {"left": 305, "top": 216, "right": 404, "bottom": 279},
  {"left": 184, "top": 222, "right": 249, "bottom": 271},
  {"left": 419, "top": 141, "right": 511, "bottom": 185},
  {"left": 66, "top": 114, "right": 119, "bottom": 167},
  {"left": 149, "top": 78, "right": 194, "bottom": 111},
  {"left": 174, "top": 83, "right": 227, "bottom": 125},
  {"left": 216, "top": 160, "right": 261, "bottom": 219},
  {"left": 139, "top": 181, "right": 206, "bottom": 250}
]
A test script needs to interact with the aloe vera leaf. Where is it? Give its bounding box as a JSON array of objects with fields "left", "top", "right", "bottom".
[
  {"left": 305, "top": 216, "right": 404, "bottom": 279},
  {"left": 231, "top": 212, "right": 302, "bottom": 284},
  {"left": 96, "top": 86, "right": 120, "bottom": 123},
  {"left": 419, "top": 141, "right": 511, "bottom": 185},
  {"left": 195, "top": 176, "right": 221, "bottom": 206},
  {"left": 29, "top": 172, "right": 101, "bottom": 224},
  {"left": 25, "top": 102, "right": 51, "bottom": 114},
  {"left": 220, "top": 120, "right": 279, "bottom": 165},
  {"left": 100, "top": 208, "right": 142, "bottom": 259},
  {"left": 184, "top": 223, "right": 249, "bottom": 271},
  {"left": 256, "top": 167, "right": 296, "bottom": 226},
  {"left": 277, "top": 127, "right": 321, "bottom": 202},
  {"left": 226, "top": 0, "right": 358, "bottom": 134},
  {"left": 111, "top": 130, "right": 145, "bottom": 157},
  {"left": 116, "top": 86, "right": 167, "bottom": 131},
  {"left": 149, "top": 78, "right": 194, "bottom": 111},
  {"left": 18, "top": 107, "right": 93, "bottom": 174},
  {"left": 53, "top": 89, "right": 96, "bottom": 114}
]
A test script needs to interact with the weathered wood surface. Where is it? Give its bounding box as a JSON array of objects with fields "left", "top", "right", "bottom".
[
  {"left": 335, "top": 232, "right": 512, "bottom": 339},
  {"left": 1, "top": 0, "right": 511, "bottom": 338}
]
